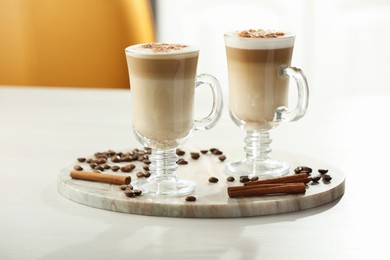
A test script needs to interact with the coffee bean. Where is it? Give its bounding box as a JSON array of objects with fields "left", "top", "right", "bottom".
[
  {"left": 208, "top": 176, "right": 219, "bottom": 183},
  {"left": 239, "top": 176, "right": 250, "bottom": 183},
  {"left": 143, "top": 165, "right": 149, "bottom": 171},
  {"left": 86, "top": 158, "right": 93, "bottom": 163},
  {"left": 226, "top": 176, "right": 235, "bottom": 182},
  {"left": 143, "top": 159, "right": 151, "bottom": 165},
  {"left": 77, "top": 157, "right": 86, "bottom": 163},
  {"left": 95, "top": 165, "right": 104, "bottom": 171},
  {"left": 73, "top": 165, "right": 83, "bottom": 171},
  {"left": 89, "top": 163, "right": 97, "bottom": 169},
  {"left": 111, "top": 165, "right": 120, "bottom": 172},
  {"left": 119, "top": 185, "right": 127, "bottom": 190},
  {"left": 185, "top": 195, "right": 196, "bottom": 202},
  {"left": 294, "top": 166, "right": 312, "bottom": 175},
  {"left": 94, "top": 158, "right": 107, "bottom": 164},
  {"left": 211, "top": 149, "right": 223, "bottom": 155},
  {"left": 322, "top": 174, "right": 332, "bottom": 182},
  {"left": 133, "top": 189, "right": 142, "bottom": 196},
  {"left": 200, "top": 150, "right": 208, "bottom": 154},
  {"left": 111, "top": 155, "right": 121, "bottom": 163},
  {"left": 191, "top": 152, "right": 200, "bottom": 159},
  {"left": 250, "top": 176, "right": 259, "bottom": 181},
  {"left": 136, "top": 171, "right": 145, "bottom": 178},
  {"left": 176, "top": 149, "right": 185, "bottom": 156},
  {"left": 318, "top": 169, "right": 328, "bottom": 174},
  {"left": 124, "top": 190, "right": 136, "bottom": 197},
  {"left": 121, "top": 155, "right": 132, "bottom": 162},
  {"left": 120, "top": 164, "right": 135, "bottom": 173},
  {"left": 311, "top": 175, "right": 321, "bottom": 183},
  {"left": 177, "top": 158, "right": 188, "bottom": 165},
  {"left": 144, "top": 171, "right": 151, "bottom": 178},
  {"left": 218, "top": 155, "right": 226, "bottom": 162},
  {"left": 102, "top": 164, "right": 111, "bottom": 170}
]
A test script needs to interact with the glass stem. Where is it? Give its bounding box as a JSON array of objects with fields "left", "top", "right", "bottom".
[
  {"left": 244, "top": 130, "right": 272, "bottom": 163},
  {"left": 149, "top": 148, "right": 178, "bottom": 180}
]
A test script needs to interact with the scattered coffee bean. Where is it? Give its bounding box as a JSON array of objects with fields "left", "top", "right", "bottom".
[
  {"left": 124, "top": 190, "right": 136, "bottom": 197},
  {"left": 111, "top": 155, "right": 121, "bottom": 163},
  {"left": 200, "top": 149, "right": 208, "bottom": 154},
  {"left": 89, "top": 162, "right": 97, "bottom": 169},
  {"left": 86, "top": 158, "right": 93, "bottom": 163},
  {"left": 125, "top": 184, "right": 134, "bottom": 190},
  {"left": 143, "top": 165, "right": 149, "bottom": 171},
  {"left": 177, "top": 158, "right": 188, "bottom": 165},
  {"left": 137, "top": 155, "right": 146, "bottom": 162},
  {"left": 95, "top": 165, "right": 104, "bottom": 171},
  {"left": 322, "top": 174, "right": 332, "bottom": 182},
  {"left": 176, "top": 149, "right": 185, "bottom": 156},
  {"left": 208, "top": 176, "right": 219, "bottom": 183},
  {"left": 144, "top": 171, "right": 151, "bottom": 178},
  {"left": 239, "top": 176, "right": 250, "bottom": 183},
  {"left": 111, "top": 165, "right": 120, "bottom": 172},
  {"left": 136, "top": 171, "right": 145, "bottom": 178},
  {"left": 211, "top": 149, "right": 223, "bottom": 155},
  {"left": 318, "top": 169, "right": 328, "bottom": 174},
  {"left": 94, "top": 158, "right": 107, "bottom": 164},
  {"left": 185, "top": 195, "right": 196, "bottom": 202},
  {"left": 73, "top": 165, "right": 83, "bottom": 171},
  {"left": 191, "top": 152, "right": 200, "bottom": 159},
  {"left": 119, "top": 185, "right": 127, "bottom": 190},
  {"left": 311, "top": 175, "right": 321, "bottom": 183},
  {"left": 218, "top": 155, "right": 226, "bottom": 162},
  {"left": 250, "top": 176, "right": 259, "bottom": 181},
  {"left": 120, "top": 164, "right": 135, "bottom": 173},
  {"left": 294, "top": 166, "right": 312, "bottom": 175},
  {"left": 102, "top": 164, "right": 111, "bottom": 170},
  {"left": 77, "top": 157, "right": 86, "bottom": 163},
  {"left": 226, "top": 176, "right": 235, "bottom": 182},
  {"left": 121, "top": 155, "right": 132, "bottom": 162},
  {"left": 143, "top": 159, "right": 151, "bottom": 165},
  {"left": 133, "top": 189, "right": 142, "bottom": 196}
]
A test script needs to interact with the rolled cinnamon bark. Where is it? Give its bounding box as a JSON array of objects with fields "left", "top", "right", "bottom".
[
  {"left": 244, "top": 173, "right": 310, "bottom": 186},
  {"left": 228, "top": 183, "right": 306, "bottom": 198},
  {"left": 70, "top": 171, "right": 131, "bottom": 185}
]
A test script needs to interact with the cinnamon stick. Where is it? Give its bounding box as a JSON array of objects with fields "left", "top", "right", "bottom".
[
  {"left": 227, "top": 183, "right": 306, "bottom": 198},
  {"left": 244, "top": 173, "right": 310, "bottom": 186},
  {"left": 70, "top": 171, "right": 131, "bottom": 185}
]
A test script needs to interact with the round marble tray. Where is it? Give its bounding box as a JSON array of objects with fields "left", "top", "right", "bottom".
[{"left": 57, "top": 147, "right": 345, "bottom": 218}]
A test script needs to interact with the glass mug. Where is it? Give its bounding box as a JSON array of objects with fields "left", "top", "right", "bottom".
[
  {"left": 224, "top": 29, "right": 309, "bottom": 178},
  {"left": 125, "top": 43, "right": 223, "bottom": 195}
]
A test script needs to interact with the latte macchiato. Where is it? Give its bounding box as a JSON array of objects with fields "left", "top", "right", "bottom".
[
  {"left": 225, "top": 29, "right": 295, "bottom": 130},
  {"left": 126, "top": 43, "right": 199, "bottom": 149}
]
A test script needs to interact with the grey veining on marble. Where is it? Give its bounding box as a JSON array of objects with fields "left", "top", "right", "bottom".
[{"left": 57, "top": 148, "right": 345, "bottom": 218}]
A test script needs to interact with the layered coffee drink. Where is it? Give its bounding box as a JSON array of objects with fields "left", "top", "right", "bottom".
[
  {"left": 225, "top": 29, "right": 295, "bottom": 130},
  {"left": 126, "top": 43, "right": 199, "bottom": 149}
]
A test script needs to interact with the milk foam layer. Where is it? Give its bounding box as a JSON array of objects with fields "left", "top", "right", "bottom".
[
  {"left": 224, "top": 30, "right": 295, "bottom": 50},
  {"left": 125, "top": 43, "right": 199, "bottom": 59}
]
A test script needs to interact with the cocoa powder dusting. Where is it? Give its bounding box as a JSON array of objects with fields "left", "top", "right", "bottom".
[
  {"left": 142, "top": 43, "right": 188, "bottom": 52},
  {"left": 237, "top": 29, "right": 286, "bottom": 38}
]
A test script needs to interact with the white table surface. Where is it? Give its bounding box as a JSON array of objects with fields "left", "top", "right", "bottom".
[{"left": 0, "top": 86, "right": 389, "bottom": 260}]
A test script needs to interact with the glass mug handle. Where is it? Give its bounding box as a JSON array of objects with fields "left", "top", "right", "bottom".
[
  {"left": 194, "top": 74, "right": 223, "bottom": 131},
  {"left": 275, "top": 66, "right": 309, "bottom": 122}
]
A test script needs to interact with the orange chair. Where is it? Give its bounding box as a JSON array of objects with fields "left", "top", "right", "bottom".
[{"left": 0, "top": 0, "right": 155, "bottom": 88}]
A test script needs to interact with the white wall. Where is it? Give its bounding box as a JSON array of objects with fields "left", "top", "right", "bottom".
[{"left": 155, "top": 0, "right": 390, "bottom": 98}]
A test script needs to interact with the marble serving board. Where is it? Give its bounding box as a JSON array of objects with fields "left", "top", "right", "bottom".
[{"left": 57, "top": 147, "right": 345, "bottom": 218}]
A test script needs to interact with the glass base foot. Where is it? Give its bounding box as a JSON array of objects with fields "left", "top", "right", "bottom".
[
  {"left": 225, "top": 159, "right": 289, "bottom": 179},
  {"left": 132, "top": 176, "right": 196, "bottom": 196}
]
